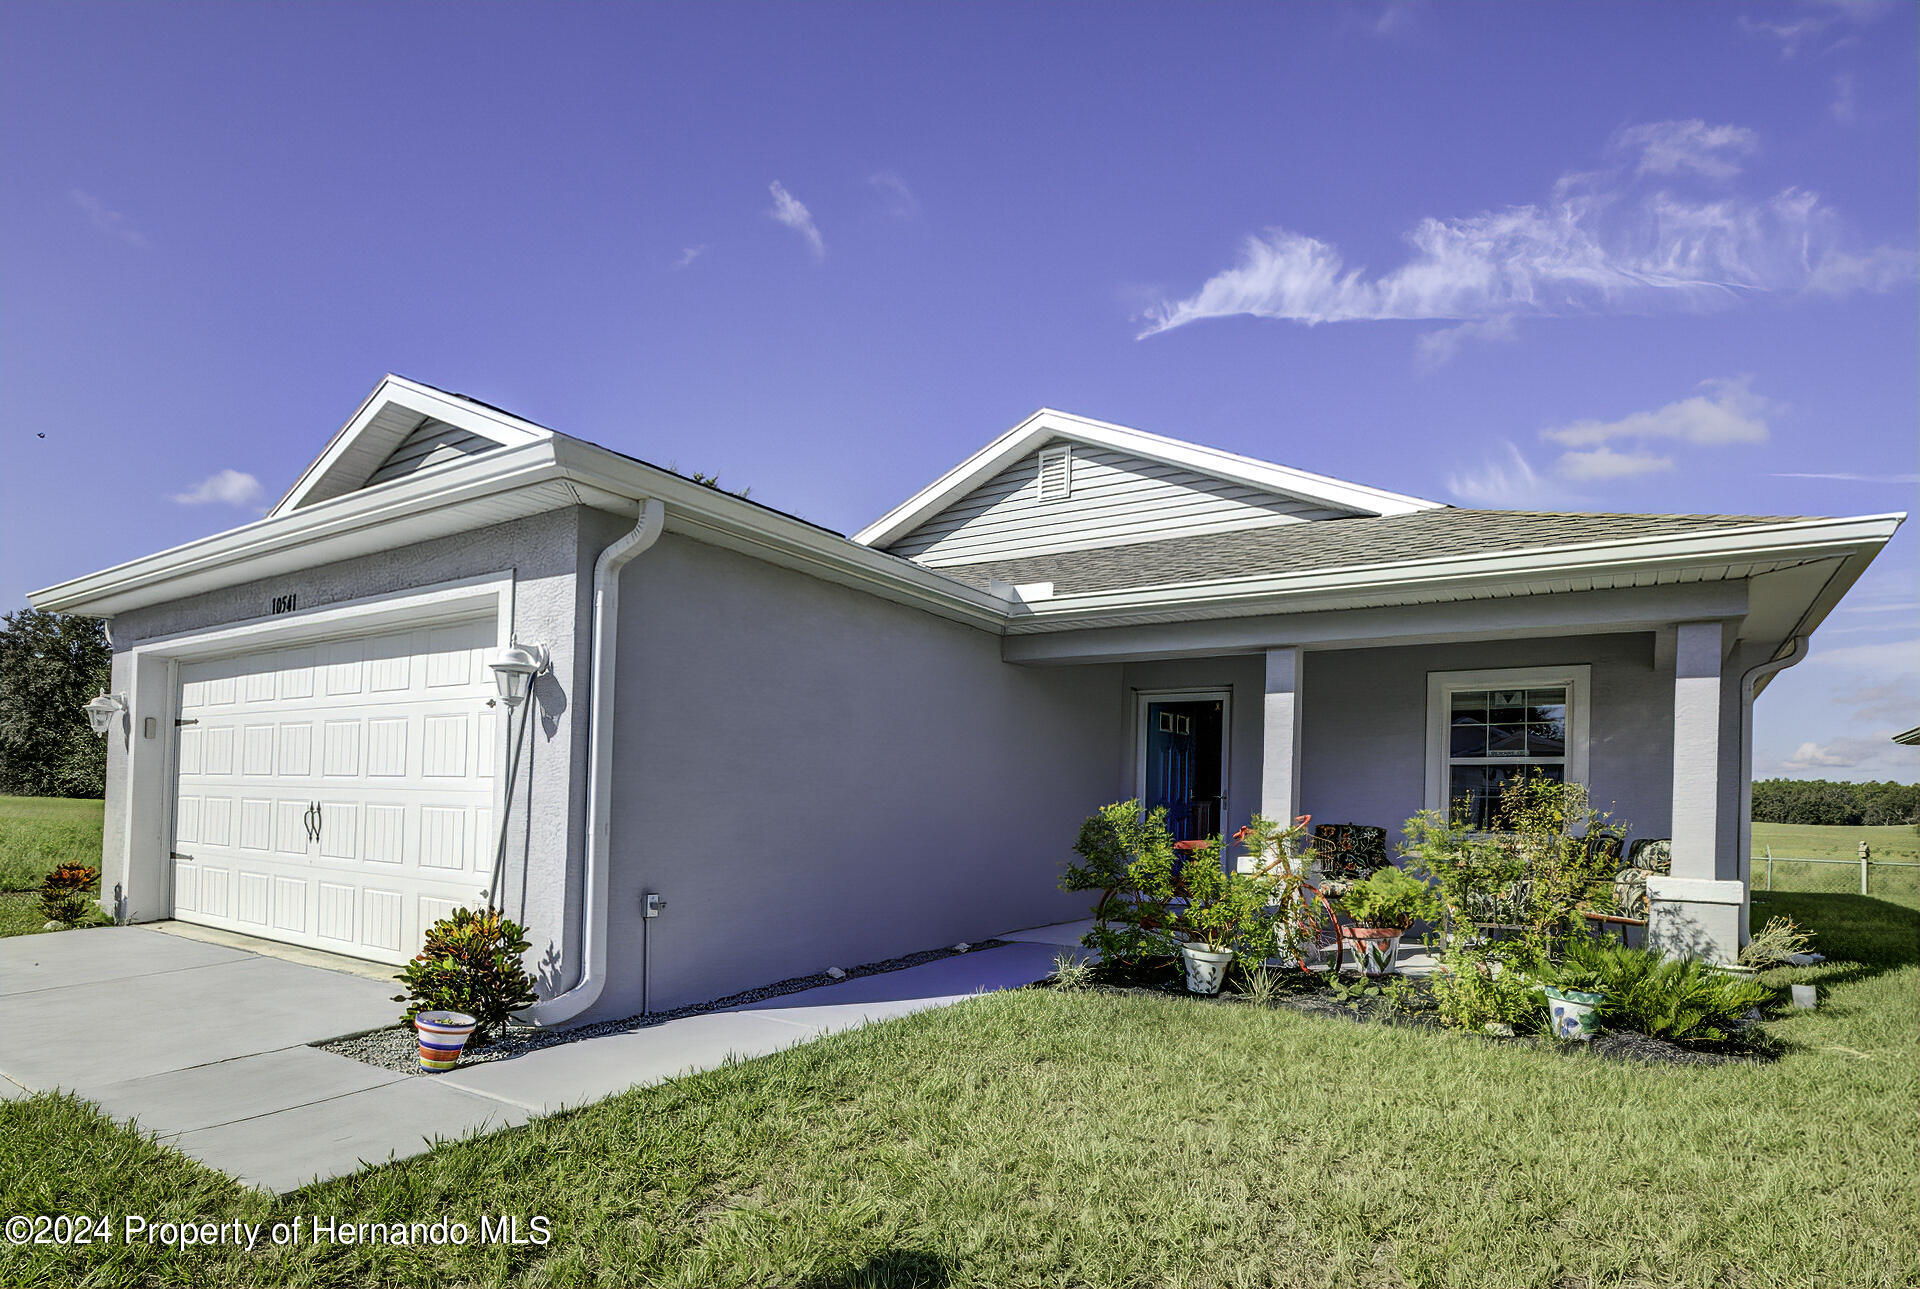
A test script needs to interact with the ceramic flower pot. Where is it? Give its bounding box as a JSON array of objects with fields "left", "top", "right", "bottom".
[
  {"left": 414, "top": 1010, "right": 479, "bottom": 1072},
  {"left": 1543, "top": 987, "right": 1604, "bottom": 1042},
  {"left": 1179, "top": 943, "right": 1234, "bottom": 995},
  {"left": 1344, "top": 926, "right": 1403, "bottom": 976}
]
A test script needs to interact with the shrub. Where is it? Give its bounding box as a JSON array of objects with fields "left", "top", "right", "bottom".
[
  {"left": 38, "top": 863, "right": 98, "bottom": 927},
  {"left": 1546, "top": 938, "right": 1772, "bottom": 1047},
  {"left": 1050, "top": 951, "right": 1094, "bottom": 991},
  {"left": 1061, "top": 802, "right": 1307, "bottom": 971},
  {"left": 1430, "top": 945, "right": 1548, "bottom": 1032},
  {"left": 1335, "top": 866, "right": 1439, "bottom": 930},
  {"left": 393, "top": 907, "right": 539, "bottom": 1045}
]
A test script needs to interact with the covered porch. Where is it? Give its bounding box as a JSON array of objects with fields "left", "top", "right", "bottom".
[{"left": 1018, "top": 585, "right": 1797, "bottom": 966}]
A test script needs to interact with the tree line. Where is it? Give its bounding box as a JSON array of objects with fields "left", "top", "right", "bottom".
[{"left": 1751, "top": 778, "right": 1920, "bottom": 828}]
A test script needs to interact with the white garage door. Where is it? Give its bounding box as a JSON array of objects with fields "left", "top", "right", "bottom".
[{"left": 169, "top": 618, "right": 501, "bottom": 964}]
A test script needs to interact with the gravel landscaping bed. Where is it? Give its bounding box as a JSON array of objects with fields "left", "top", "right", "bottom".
[{"left": 320, "top": 939, "right": 1008, "bottom": 1075}]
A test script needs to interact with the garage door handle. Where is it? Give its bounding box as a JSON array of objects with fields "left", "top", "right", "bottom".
[
  {"left": 314, "top": 803, "right": 323, "bottom": 844},
  {"left": 303, "top": 802, "right": 320, "bottom": 844}
]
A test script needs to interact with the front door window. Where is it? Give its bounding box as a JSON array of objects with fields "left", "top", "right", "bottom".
[{"left": 1144, "top": 698, "right": 1224, "bottom": 842}]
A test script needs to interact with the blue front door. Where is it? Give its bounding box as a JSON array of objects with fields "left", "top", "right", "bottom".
[{"left": 1145, "top": 698, "right": 1224, "bottom": 841}]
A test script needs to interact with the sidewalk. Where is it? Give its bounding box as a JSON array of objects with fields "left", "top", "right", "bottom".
[{"left": 2, "top": 921, "right": 1081, "bottom": 1193}]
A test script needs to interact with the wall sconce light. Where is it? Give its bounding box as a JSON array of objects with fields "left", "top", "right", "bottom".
[
  {"left": 487, "top": 642, "right": 550, "bottom": 710},
  {"left": 83, "top": 693, "right": 127, "bottom": 736}
]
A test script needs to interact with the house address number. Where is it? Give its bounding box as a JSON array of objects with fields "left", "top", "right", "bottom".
[{"left": 270, "top": 593, "right": 298, "bottom": 615}]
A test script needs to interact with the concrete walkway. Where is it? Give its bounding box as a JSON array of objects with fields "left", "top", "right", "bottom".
[{"left": 0, "top": 921, "right": 1080, "bottom": 1192}]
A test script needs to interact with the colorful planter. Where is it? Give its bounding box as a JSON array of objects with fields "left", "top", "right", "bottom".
[
  {"left": 414, "top": 1010, "right": 479, "bottom": 1072},
  {"left": 1179, "top": 943, "right": 1234, "bottom": 995},
  {"left": 1544, "top": 987, "right": 1604, "bottom": 1042},
  {"left": 1344, "top": 926, "right": 1403, "bottom": 976}
]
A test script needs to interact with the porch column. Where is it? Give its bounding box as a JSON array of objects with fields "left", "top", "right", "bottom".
[
  {"left": 1648, "top": 621, "right": 1743, "bottom": 963},
  {"left": 1261, "top": 647, "right": 1304, "bottom": 827}
]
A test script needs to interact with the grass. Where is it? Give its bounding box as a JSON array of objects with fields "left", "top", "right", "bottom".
[
  {"left": 1750, "top": 820, "right": 1919, "bottom": 863},
  {"left": 1751, "top": 822, "right": 1920, "bottom": 904},
  {"left": 2, "top": 891, "right": 1914, "bottom": 1288},
  {"left": 0, "top": 795, "right": 105, "bottom": 937}
]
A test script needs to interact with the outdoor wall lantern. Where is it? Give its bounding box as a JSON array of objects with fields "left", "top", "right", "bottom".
[
  {"left": 487, "top": 642, "right": 550, "bottom": 710},
  {"left": 82, "top": 693, "right": 127, "bottom": 736}
]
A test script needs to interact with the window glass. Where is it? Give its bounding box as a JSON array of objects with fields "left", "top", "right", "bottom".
[{"left": 1444, "top": 683, "right": 1570, "bottom": 828}]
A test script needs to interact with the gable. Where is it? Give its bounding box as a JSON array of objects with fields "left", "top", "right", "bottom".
[
  {"left": 884, "top": 439, "right": 1363, "bottom": 567},
  {"left": 270, "top": 374, "right": 553, "bottom": 516},
  {"left": 363, "top": 418, "right": 503, "bottom": 488}
]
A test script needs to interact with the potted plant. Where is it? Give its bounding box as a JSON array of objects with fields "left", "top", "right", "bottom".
[
  {"left": 414, "top": 1010, "right": 480, "bottom": 1071},
  {"left": 1333, "top": 866, "right": 1439, "bottom": 975},
  {"left": 1534, "top": 956, "right": 1607, "bottom": 1042}
]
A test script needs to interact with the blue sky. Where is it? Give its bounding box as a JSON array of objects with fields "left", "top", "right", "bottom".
[{"left": 2, "top": 0, "right": 1914, "bottom": 779}]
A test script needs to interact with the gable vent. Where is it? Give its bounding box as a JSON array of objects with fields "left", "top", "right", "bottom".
[{"left": 1036, "top": 444, "right": 1072, "bottom": 501}]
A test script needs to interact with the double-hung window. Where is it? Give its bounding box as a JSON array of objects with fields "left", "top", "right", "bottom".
[{"left": 1425, "top": 666, "right": 1590, "bottom": 830}]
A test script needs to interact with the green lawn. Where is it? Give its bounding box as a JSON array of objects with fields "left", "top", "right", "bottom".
[
  {"left": 1, "top": 890, "right": 1913, "bottom": 1288},
  {"left": 1751, "top": 820, "right": 1919, "bottom": 863},
  {"left": 1751, "top": 822, "right": 1920, "bottom": 905},
  {"left": 0, "top": 795, "right": 105, "bottom": 937}
]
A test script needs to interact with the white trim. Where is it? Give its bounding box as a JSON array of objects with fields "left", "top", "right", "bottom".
[
  {"left": 853, "top": 407, "right": 1443, "bottom": 548},
  {"left": 271, "top": 374, "right": 552, "bottom": 516},
  {"left": 1132, "top": 687, "right": 1233, "bottom": 838},
  {"left": 1646, "top": 875, "right": 1745, "bottom": 906},
  {"left": 1424, "top": 665, "right": 1591, "bottom": 821},
  {"left": 126, "top": 572, "right": 514, "bottom": 662}
]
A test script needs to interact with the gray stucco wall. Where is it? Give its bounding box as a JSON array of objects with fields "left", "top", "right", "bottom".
[
  {"left": 1298, "top": 633, "right": 1675, "bottom": 848},
  {"left": 596, "top": 531, "right": 1122, "bottom": 1017},
  {"left": 98, "top": 508, "right": 595, "bottom": 978}
]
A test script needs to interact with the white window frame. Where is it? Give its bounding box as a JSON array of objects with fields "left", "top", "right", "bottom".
[{"left": 1424, "top": 665, "right": 1590, "bottom": 824}]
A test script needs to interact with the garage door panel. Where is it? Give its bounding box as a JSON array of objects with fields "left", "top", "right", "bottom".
[{"left": 172, "top": 616, "right": 499, "bottom": 965}]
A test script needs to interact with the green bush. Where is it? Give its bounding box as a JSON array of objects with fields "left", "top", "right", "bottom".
[
  {"left": 1061, "top": 801, "right": 1306, "bottom": 970},
  {"left": 393, "top": 907, "right": 539, "bottom": 1045},
  {"left": 1335, "top": 865, "right": 1439, "bottom": 930},
  {"left": 37, "top": 863, "right": 98, "bottom": 927},
  {"left": 1543, "top": 938, "right": 1772, "bottom": 1046}
]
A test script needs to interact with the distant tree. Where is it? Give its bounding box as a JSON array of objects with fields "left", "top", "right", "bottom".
[
  {"left": 0, "top": 609, "right": 110, "bottom": 798},
  {"left": 1751, "top": 778, "right": 1920, "bottom": 827}
]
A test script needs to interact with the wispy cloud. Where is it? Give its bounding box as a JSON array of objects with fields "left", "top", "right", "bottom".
[
  {"left": 867, "top": 171, "right": 920, "bottom": 219},
  {"left": 70, "top": 189, "right": 148, "bottom": 248},
  {"left": 1739, "top": 0, "right": 1894, "bottom": 57},
  {"left": 1613, "top": 120, "right": 1757, "bottom": 180},
  {"left": 1137, "top": 123, "right": 1916, "bottom": 343},
  {"left": 1830, "top": 72, "right": 1860, "bottom": 124},
  {"left": 1542, "top": 377, "right": 1773, "bottom": 449},
  {"left": 171, "top": 469, "right": 263, "bottom": 507},
  {"left": 671, "top": 245, "right": 706, "bottom": 270},
  {"left": 1540, "top": 377, "right": 1772, "bottom": 481},
  {"left": 1371, "top": 1, "right": 1425, "bottom": 37},
  {"left": 1415, "top": 315, "right": 1516, "bottom": 371},
  {"left": 767, "top": 181, "right": 825, "bottom": 260},
  {"left": 1446, "top": 442, "right": 1584, "bottom": 508}
]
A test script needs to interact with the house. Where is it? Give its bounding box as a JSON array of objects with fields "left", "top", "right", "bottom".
[{"left": 31, "top": 375, "right": 1902, "bottom": 1021}]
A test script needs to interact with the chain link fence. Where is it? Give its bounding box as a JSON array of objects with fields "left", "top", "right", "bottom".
[{"left": 1756, "top": 852, "right": 1920, "bottom": 900}]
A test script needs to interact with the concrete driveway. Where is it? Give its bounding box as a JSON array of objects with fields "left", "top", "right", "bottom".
[
  {"left": 1, "top": 921, "right": 1079, "bottom": 1193},
  {"left": 0, "top": 926, "right": 526, "bottom": 1191}
]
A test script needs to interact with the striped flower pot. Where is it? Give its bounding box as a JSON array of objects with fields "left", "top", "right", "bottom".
[
  {"left": 1345, "top": 926, "right": 1403, "bottom": 976},
  {"left": 414, "top": 1010, "right": 478, "bottom": 1072}
]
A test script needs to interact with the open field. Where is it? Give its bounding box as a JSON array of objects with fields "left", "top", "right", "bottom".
[
  {"left": 1, "top": 889, "right": 1913, "bottom": 1288},
  {"left": 1751, "top": 822, "right": 1920, "bottom": 904}
]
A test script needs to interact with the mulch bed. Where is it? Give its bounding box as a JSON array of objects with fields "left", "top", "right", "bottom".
[
  {"left": 322, "top": 938, "right": 1009, "bottom": 1075},
  {"left": 1061, "top": 959, "right": 1778, "bottom": 1067}
]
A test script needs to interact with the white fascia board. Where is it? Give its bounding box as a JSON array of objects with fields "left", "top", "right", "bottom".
[
  {"left": 851, "top": 408, "right": 1444, "bottom": 549},
  {"left": 1003, "top": 513, "right": 1905, "bottom": 630},
  {"left": 268, "top": 374, "right": 553, "bottom": 517},
  {"left": 549, "top": 439, "right": 1012, "bottom": 629},
  {"left": 32, "top": 441, "right": 571, "bottom": 616}
]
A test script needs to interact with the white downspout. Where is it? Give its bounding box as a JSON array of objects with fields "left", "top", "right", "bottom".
[
  {"left": 1736, "top": 635, "right": 1809, "bottom": 942},
  {"left": 522, "top": 498, "right": 666, "bottom": 1027}
]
